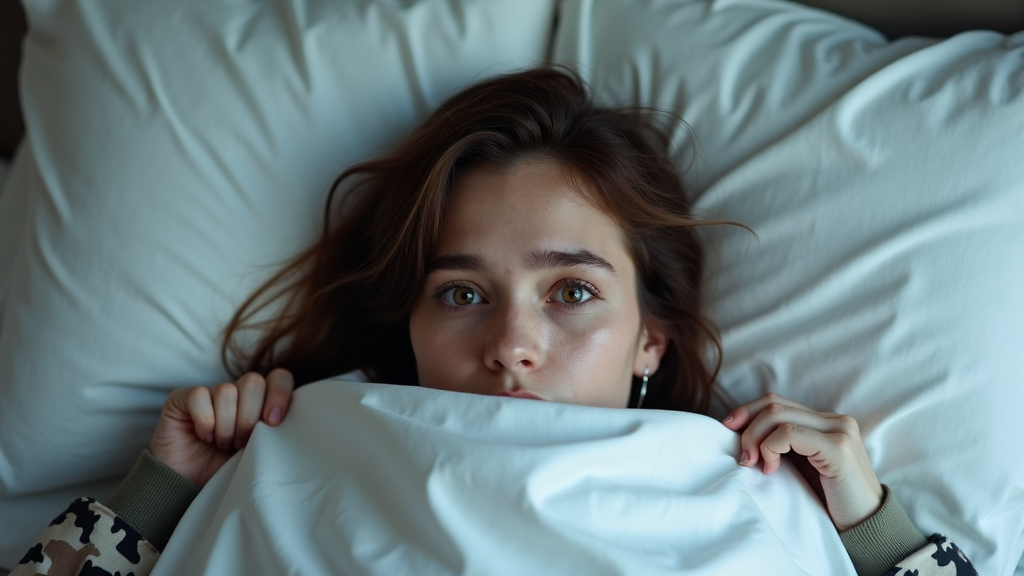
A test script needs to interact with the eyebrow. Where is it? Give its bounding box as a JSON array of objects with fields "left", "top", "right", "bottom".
[
  {"left": 426, "top": 254, "right": 486, "bottom": 274},
  {"left": 526, "top": 249, "right": 616, "bottom": 274},
  {"left": 426, "top": 249, "right": 616, "bottom": 275}
]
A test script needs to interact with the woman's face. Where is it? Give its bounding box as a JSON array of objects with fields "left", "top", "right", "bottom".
[{"left": 408, "top": 158, "right": 666, "bottom": 408}]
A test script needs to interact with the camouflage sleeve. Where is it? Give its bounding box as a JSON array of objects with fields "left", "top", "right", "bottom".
[
  {"left": 9, "top": 497, "right": 159, "bottom": 576},
  {"left": 882, "top": 534, "right": 979, "bottom": 576}
]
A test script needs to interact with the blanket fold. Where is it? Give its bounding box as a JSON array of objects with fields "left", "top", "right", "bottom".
[{"left": 153, "top": 379, "right": 856, "bottom": 576}]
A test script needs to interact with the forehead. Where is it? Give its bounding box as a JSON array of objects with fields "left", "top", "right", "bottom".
[{"left": 438, "top": 159, "right": 630, "bottom": 265}]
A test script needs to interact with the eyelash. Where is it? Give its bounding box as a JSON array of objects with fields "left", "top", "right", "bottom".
[
  {"left": 551, "top": 278, "right": 600, "bottom": 309},
  {"left": 432, "top": 280, "right": 481, "bottom": 309},
  {"left": 431, "top": 279, "right": 601, "bottom": 310}
]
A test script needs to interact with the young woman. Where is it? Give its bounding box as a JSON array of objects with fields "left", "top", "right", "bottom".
[{"left": 13, "top": 68, "right": 976, "bottom": 576}]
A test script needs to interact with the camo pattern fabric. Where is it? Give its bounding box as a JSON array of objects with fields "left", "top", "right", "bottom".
[
  {"left": 11, "top": 497, "right": 159, "bottom": 576},
  {"left": 883, "top": 534, "right": 979, "bottom": 576}
]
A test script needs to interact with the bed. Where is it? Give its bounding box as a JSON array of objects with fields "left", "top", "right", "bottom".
[{"left": 1, "top": 0, "right": 1022, "bottom": 574}]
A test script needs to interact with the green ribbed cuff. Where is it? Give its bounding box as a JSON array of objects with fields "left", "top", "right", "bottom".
[
  {"left": 839, "top": 485, "right": 928, "bottom": 576},
  {"left": 106, "top": 450, "right": 201, "bottom": 551}
]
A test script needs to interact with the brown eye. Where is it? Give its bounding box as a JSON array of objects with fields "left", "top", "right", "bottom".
[
  {"left": 561, "top": 285, "right": 584, "bottom": 304},
  {"left": 450, "top": 286, "right": 477, "bottom": 305}
]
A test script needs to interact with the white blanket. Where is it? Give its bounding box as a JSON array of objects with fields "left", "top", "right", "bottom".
[{"left": 153, "top": 379, "right": 856, "bottom": 575}]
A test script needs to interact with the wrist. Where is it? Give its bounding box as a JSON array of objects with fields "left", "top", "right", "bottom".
[
  {"left": 833, "top": 482, "right": 885, "bottom": 532},
  {"left": 107, "top": 449, "right": 202, "bottom": 551}
]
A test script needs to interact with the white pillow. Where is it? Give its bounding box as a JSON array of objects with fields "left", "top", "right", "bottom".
[
  {"left": 554, "top": 1, "right": 1024, "bottom": 574},
  {"left": 0, "top": 0, "right": 554, "bottom": 566}
]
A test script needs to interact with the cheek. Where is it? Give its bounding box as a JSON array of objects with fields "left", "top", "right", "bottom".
[
  {"left": 551, "top": 317, "right": 637, "bottom": 407},
  {"left": 408, "top": 304, "right": 482, "bottom": 391}
]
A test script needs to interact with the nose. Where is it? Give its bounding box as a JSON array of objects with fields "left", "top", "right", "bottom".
[{"left": 483, "top": 304, "right": 544, "bottom": 374}]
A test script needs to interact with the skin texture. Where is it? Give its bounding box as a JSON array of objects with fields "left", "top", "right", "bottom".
[
  {"left": 408, "top": 159, "right": 667, "bottom": 407},
  {"left": 147, "top": 158, "right": 884, "bottom": 533}
]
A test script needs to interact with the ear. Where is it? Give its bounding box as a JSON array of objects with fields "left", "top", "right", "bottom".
[{"left": 634, "top": 321, "right": 669, "bottom": 377}]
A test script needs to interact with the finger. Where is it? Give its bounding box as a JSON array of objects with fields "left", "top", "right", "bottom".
[
  {"left": 758, "top": 422, "right": 824, "bottom": 474},
  {"left": 738, "top": 402, "right": 844, "bottom": 467},
  {"left": 186, "top": 387, "right": 216, "bottom": 444},
  {"left": 758, "top": 423, "right": 860, "bottom": 475},
  {"left": 159, "top": 387, "right": 194, "bottom": 420},
  {"left": 211, "top": 383, "right": 239, "bottom": 451},
  {"left": 263, "top": 368, "right": 295, "bottom": 426},
  {"left": 758, "top": 422, "right": 883, "bottom": 530},
  {"left": 233, "top": 372, "right": 267, "bottom": 449},
  {"left": 722, "top": 392, "right": 813, "bottom": 431}
]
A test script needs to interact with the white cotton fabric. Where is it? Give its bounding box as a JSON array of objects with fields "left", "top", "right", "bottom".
[
  {"left": 554, "top": 2, "right": 1024, "bottom": 575},
  {"left": 154, "top": 379, "right": 856, "bottom": 576}
]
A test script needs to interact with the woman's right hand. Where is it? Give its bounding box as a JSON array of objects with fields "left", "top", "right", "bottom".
[{"left": 148, "top": 368, "right": 295, "bottom": 487}]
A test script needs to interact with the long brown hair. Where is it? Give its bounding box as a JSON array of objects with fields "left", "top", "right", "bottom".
[{"left": 222, "top": 67, "right": 729, "bottom": 414}]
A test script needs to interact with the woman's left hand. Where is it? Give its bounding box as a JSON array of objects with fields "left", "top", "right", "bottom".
[{"left": 721, "top": 393, "right": 883, "bottom": 532}]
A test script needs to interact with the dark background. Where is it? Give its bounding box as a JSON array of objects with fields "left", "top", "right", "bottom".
[{"left": 0, "top": 0, "right": 26, "bottom": 158}]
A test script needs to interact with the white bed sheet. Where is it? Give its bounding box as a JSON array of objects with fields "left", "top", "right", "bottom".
[{"left": 153, "top": 378, "right": 856, "bottom": 576}]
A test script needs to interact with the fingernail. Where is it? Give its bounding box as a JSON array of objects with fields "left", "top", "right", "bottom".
[
  {"left": 268, "top": 407, "right": 281, "bottom": 425},
  {"left": 739, "top": 451, "right": 750, "bottom": 466},
  {"left": 204, "top": 434, "right": 213, "bottom": 443},
  {"left": 722, "top": 415, "right": 734, "bottom": 424}
]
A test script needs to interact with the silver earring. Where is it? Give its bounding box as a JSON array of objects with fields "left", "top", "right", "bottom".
[{"left": 636, "top": 366, "right": 650, "bottom": 409}]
